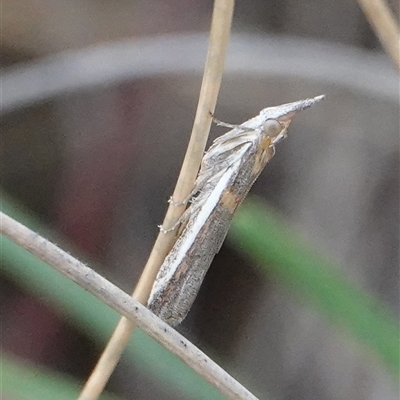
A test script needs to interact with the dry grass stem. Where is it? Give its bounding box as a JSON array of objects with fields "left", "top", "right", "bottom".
[
  {"left": 78, "top": 1, "right": 235, "bottom": 399},
  {"left": 357, "top": 0, "right": 400, "bottom": 71},
  {"left": 0, "top": 212, "right": 258, "bottom": 400}
]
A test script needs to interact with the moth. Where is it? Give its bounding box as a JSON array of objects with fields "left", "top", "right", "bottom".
[{"left": 147, "top": 95, "right": 325, "bottom": 326}]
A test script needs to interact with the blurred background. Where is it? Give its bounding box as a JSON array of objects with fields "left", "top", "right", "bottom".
[{"left": 1, "top": 1, "right": 399, "bottom": 400}]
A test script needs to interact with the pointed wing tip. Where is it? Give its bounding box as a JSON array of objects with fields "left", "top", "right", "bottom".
[
  {"left": 302, "top": 94, "right": 326, "bottom": 108},
  {"left": 313, "top": 94, "right": 326, "bottom": 102}
]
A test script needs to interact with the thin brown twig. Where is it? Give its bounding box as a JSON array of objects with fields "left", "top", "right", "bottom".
[
  {"left": 0, "top": 211, "right": 258, "bottom": 400},
  {"left": 78, "top": 1, "right": 235, "bottom": 399},
  {"left": 357, "top": 0, "right": 400, "bottom": 71}
]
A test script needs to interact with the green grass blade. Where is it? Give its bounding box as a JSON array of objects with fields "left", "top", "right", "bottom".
[
  {"left": 228, "top": 197, "right": 399, "bottom": 377},
  {"left": 1, "top": 353, "right": 122, "bottom": 400},
  {"left": 0, "top": 191, "right": 228, "bottom": 400}
]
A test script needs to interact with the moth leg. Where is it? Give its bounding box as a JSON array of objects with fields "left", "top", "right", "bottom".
[
  {"left": 168, "top": 195, "right": 191, "bottom": 207},
  {"left": 158, "top": 218, "right": 183, "bottom": 234},
  {"left": 210, "top": 113, "right": 260, "bottom": 133},
  {"left": 210, "top": 115, "right": 239, "bottom": 129},
  {"left": 168, "top": 187, "right": 200, "bottom": 207},
  {"left": 158, "top": 206, "right": 193, "bottom": 233},
  {"left": 168, "top": 170, "right": 214, "bottom": 207}
]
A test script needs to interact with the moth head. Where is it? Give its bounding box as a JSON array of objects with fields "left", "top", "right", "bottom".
[
  {"left": 260, "top": 95, "right": 325, "bottom": 144},
  {"left": 262, "top": 119, "right": 286, "bottom": 145}
]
